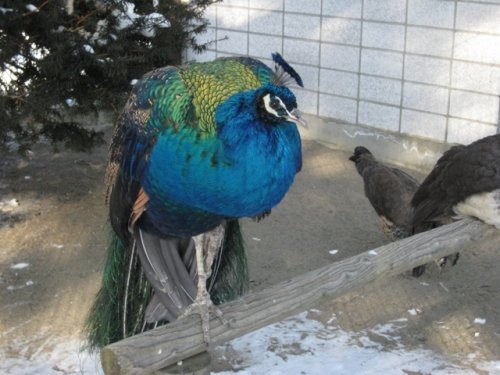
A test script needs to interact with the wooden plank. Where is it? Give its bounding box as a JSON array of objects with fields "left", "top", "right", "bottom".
[{"left": 101, "top": 218, "right": 499, "bottom": 375}]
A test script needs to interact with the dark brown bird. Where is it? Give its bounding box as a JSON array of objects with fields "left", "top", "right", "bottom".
[
  {"left": 350, "top": 146, "right": 420, "bottom": 240},
  {"left": 411, "top": 134, "right": 500, "bottom": 276}
]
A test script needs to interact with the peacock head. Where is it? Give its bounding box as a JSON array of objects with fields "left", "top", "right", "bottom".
[{"left": 255, "top": 84, "right": 307, "bottom": 128}]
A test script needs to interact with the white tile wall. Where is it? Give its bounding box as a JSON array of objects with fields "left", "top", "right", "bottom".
[
  {"left": 319, "top": 94, "right": 357, "bottom": 123},
  {"left": 249, "top": 10, "right": 283, "bottom": 35},
  {"left": 407, "top": 0, "right": 455, "bottom": 28},
  {"left": 284, "top": 38, "right": 320, "bottom": 65},
  {"left": 406, "top": 27, "right": 453, "bottom": 58},
  {"left": 447, "top": 119, "right": 498, "bottom": 145},
  {"left": 361, "top": 50, "right": 403, "bottom": 79},
  {"left": 360, "top": 76, "right": 401, "bottom": 106},
  {"left": 363, "top": 0, "right": 406, "bottom": 23},
  {"left": 321, "top": 17, "right": 361, "bottom": 45},
  {"left": 322, "top": 0, "right": 362, "bottom": 18},
  {"left": 456, "top": 2, "right": 500, "bottom": 34},
  {"left": 321, "top": 44, "right": 360, "bottom": 72},
  {"left": 217, "top": 6, "right": 248, "bottom": 31},
  {"left": 401, "top": 109, "right": 447, "bottom": 140},
  {"left": 216, "top": 29, "right": 248, "bottom": 54},
  {"left": 294, "top": 64, "right": 319, "bottom": 91},
  {"left": 294, "top": 88, "right": 318, "bottom": 115},
  {"left": 284, "top": 14, "right": 321, "bottom": 40},
  {"left": 362, "top": 22, "right": 405, "bottom": 52},
  {"left": 402, "top": 82, "right": 448, "bottom": 115},
  {"left": 451, "top": 61, "right": 500, "bottom": 96},
  {"left": 319, "top": 69, "right": 358, "bottom": 98},
  {"left": 449, "top": 90, "right": 499, "bottom": 124},
  {"left": 249, "top": 34, "right": 282, "bottom": 58},
  {"left": 194, "top": 27, "right": 217, "bottom": 47},
  {"left": 222, "top": 0, "right": 248, "bottom": 7},
  {"left": 285, "top": 0, "right": 321, "bottom": 15},
  {"left": 249, "top": 0, "right": 282, "bottom": 11},
  {"left": 454, "top": 32, "right": 500, "bottom": 65},
  {"left": 192, "top": 0, "right": 500, "bottom": 144},
  {"left": 358, "top": 102, "right": 400, "bottom": 132},
  {"left": 205, "top": 6, "right": 216, "bottom": 25},
  {"left": 404, "top": 55, "right": 450, "bottom": 86}
]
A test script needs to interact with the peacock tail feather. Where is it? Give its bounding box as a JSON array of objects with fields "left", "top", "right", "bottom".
[
  {"left": 85, "top": 220, "right": 248, "bottom": 351},
  {"left": 209, "top": 220, "right": 248, "bottom": 305},
  {"left": 85, "top": 230, "right": 152, "bottom": 351}
]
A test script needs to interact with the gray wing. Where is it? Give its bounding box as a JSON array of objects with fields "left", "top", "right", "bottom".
[{"left": 134, "top": 228, "right": 198, "bottom": 323}]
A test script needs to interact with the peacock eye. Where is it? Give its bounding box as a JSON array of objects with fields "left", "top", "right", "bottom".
[{"left": 270, "top": 97, "right": 281, "bottom": 109}]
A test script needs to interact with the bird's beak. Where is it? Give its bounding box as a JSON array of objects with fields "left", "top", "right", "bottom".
[{"left": 285, "top": 108, "right": 308, "bottom": 128}]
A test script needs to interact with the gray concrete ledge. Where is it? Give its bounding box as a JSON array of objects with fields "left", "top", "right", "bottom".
[{"left": 300, "top": 115, "right": 450, "bottom": 172}]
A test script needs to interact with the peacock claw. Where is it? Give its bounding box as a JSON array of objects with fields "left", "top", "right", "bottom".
[{"left": 181, "top": 290, "right": 229, "bottom": 344}]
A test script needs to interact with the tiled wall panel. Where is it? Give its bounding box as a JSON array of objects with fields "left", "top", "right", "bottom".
[{"left": 186, "top": 0, "right": 500, "bottom": 145}]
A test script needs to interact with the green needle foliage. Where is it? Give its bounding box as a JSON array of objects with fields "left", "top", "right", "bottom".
[{"left": 0, "top": 0, "right": 217, "bottom": 153}]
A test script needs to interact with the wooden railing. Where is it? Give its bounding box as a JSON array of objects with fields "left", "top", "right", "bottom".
[{"left": 100, "top": 218, "right": 499, "bottom": 375}]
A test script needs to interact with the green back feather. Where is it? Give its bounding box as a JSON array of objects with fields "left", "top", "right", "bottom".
[{"left": 133, "top": 58, "right": 273, "bottom": 136}]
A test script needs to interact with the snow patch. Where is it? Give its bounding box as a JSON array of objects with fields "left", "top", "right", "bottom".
[
  {"left": 25, "top": 4, "right": 39, "bottom": 12},
  {"left": 0, "top": 198, "right": 19, "bottom": 211},
  {"left": 212, "top": 311, "right": 499, "bottom": 375},
  {"left": 407, "top": 308, "right": 422, "bottom": 316},
  {"left": 328, "top": 249, "right": 338, "bottom": 255},
  {"left": 112, "top": 2, "right": 170, "bottom": 37},
  {"left": 0, "top": 339, "right": 102, "bottom": 375},
  {"left": 0, "top": 7, "right": 13, "bottom": 14},
  {"left": 6, "top": 280, "right": 34, "bottom": 291},
  {"left": 368, "top": 250, "right": 378, "bottom": 256},
  {"left": 83, "top": 44, "right": 95, "bottom": 54},
  {"left": 11, "top": 263, "right": 30, "bottom": 270},
  {"left": 474, "top": 318, "right": 486, "bottom": 325}
]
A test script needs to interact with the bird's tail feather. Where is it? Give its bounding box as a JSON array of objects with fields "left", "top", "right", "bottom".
[
  {"left": 84, "top": 231, "right": 152, "bottom": 352},
  {"left": 209, "top": 219, "right": 248, "bottom": 305},
  {"left": 136, "top": 229, "right": 198, "bottom": 323},
  {"left": 84, "top": 220, "right": 248, "bottom": 351}
]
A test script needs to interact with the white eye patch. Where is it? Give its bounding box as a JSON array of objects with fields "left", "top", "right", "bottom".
[{"left": 262, "top": 93, "right": 287, "bottom": 118}]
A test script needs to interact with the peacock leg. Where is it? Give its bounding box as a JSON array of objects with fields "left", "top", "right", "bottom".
[{"left": 181, "top": 224, "right": 227, "bottom": 344}]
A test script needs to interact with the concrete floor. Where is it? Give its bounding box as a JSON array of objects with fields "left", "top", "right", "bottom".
[{"left": 0, "top": 136, "right": 499, "bottom": 373}]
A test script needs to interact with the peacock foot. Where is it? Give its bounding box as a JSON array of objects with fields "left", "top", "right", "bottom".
[{"left": 180, "top": 288, "right": 229, "bottom": 344}]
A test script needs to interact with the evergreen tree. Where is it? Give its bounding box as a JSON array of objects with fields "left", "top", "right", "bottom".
[{"left": 0, "top": 0, "right": 216, "bottom": 153}]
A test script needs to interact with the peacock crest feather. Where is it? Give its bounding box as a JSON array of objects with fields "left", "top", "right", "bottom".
[{"left": 272, "top": 52, "right": 304, "bottom": 88}]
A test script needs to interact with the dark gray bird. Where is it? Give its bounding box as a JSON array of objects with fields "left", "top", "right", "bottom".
[
  {"left": 411, "top": 134, "right": 500, "bottom": 276},
  {"left": 349, "top": 146, "right": 420, "bottom": 240}
]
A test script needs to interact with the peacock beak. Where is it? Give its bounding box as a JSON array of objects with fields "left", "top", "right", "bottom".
[{"left": 285, "top": 108, "right": 308, "bottom": 128}]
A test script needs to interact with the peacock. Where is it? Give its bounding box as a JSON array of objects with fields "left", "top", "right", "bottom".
[
  {"left": 85, "top": 52, "right": 306, "bottom": 350},
  {"left": 349, "top": 146, "right": 420, "bottom": 240},
  {"left": 411, "top": 134, "right": 500, "bottom": 276}
]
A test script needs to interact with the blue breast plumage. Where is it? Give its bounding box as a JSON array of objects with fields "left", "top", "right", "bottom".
[{"left": 109, "top": 54, "right": 304, "bottom": 237}]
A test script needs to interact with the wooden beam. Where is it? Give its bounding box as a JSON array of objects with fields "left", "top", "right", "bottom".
[{"left": 101, "top": 218, "right": 499, "bottom": 375}]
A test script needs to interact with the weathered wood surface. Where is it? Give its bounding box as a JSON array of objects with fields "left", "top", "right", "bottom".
[{"left": 101, "top": 218, "right": 499, "bottom": 375}]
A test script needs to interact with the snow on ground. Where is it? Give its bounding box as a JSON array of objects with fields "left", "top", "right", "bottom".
[
  {"left": 1, "top": 340, "right": 102, "bottom": 375},
  {"left": 2, "top": 310, "right": 499, "bottom": 374}
]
